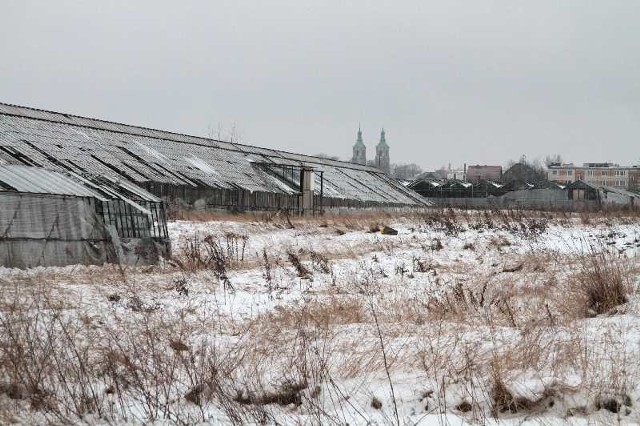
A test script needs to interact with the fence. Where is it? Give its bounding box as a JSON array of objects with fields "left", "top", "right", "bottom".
[{"left": 425, "top": 189, "right": 601, "bottom": 211}]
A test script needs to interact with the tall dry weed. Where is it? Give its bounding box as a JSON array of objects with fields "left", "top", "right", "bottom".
[{"left": 574, "top": 251, "right": 631, "bottom": 317}]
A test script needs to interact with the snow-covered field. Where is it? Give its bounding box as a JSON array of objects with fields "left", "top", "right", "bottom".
[{"left": 1, "top": 210, "right": 640, "bottom": 425}]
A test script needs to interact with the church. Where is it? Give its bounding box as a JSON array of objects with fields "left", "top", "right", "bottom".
[{"left": 351, "top": 127, "right": 390, "bottom": 175}]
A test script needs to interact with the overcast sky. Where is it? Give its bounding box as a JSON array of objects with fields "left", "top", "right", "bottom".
[{"left": 1, "top": 1, "right": 639, "bottom": 170}]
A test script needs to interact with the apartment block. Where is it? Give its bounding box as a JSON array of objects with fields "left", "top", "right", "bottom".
[{"left": 548, "top": 162, "right": 640, "bottom": 190}]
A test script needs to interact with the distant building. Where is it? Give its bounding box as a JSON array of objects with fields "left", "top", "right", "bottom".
[
  {"left": 374, "top": 128, "right": 391, "bottom": 175},
  {"left": 467, "top": 165, "right": 502, "bottom": 182},
  {"left": 351, "top": 127, "right": 366, "bottom": 165},
  {"left": 630, "top": 168, "right": 640, "bottom": 192},
  {"left": 548, "top": 162, "right": 639, "bottom": 190},
  {"left": 501, "top": 162, "right": 547, "bottom": 185},
  {"left": 437, "top": 164, "right": 466, "bottom": 181}
]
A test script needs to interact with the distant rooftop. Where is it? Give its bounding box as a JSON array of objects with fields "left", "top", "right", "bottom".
[
  {"left": 548, "top": 162, "right": 632, "bottom": 169},
  {"left": 583, "top": 162, "right": 619, "bottom": 168}
]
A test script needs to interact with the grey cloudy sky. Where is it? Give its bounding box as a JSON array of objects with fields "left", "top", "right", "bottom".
[{"left": 1, "top": 1, "right": 639, "bottom": 170}]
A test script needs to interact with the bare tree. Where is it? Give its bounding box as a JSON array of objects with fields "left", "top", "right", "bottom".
[
  {"left": 503, "top": 155, "right": 548, "bottom": 183},
  {"left": 391, "top": 163, "right": 423, "bottom": 180},
  {"left": 207, "top": 122, "right": 241, "bottom": 143},
  {"left": 544, "top": 154, "right": 563, "bottom": 166}
]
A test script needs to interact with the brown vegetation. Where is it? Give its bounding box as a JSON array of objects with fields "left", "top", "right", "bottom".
[{"left": 0, "top": 208, "right": 639, "bottom": 424}]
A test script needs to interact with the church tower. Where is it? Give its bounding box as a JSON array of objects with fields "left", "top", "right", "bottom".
[
  {"left": 351, "top": 126, "right": 367, "bottom": 165},
  {"left": 375, "top": 128, "right": 390, "bottom": 174}
]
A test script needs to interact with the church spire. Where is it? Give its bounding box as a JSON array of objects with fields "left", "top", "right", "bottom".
[
  {"left": 351, "top": 126, "right": 367, "bottom": 165},
  {"left": 355, "top": 125, "right": 364, "bottom": 147},
  {"left": 375, "top": 128, "right": 390, "bottom": 174},
  {"left": 377, "top": 128, "right": 388, "bottom": 148}
]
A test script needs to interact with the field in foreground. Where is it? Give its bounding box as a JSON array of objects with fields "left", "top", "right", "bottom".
[{"left": 1, "top": 209, "right": 640, "bottom": 425}]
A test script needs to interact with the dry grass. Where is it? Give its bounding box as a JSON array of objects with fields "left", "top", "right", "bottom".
[
  {"left": 250, "top": 297, "right": 369, "bottom": 332},
  {"left": 171, "top": 205, "right": 640, "bottom": 236},
  {"left": 575, "top": 252, "right": 632, "bottom": 317},
  {"left": 0, "top": 209, "right": 639, "bottom": 424}
]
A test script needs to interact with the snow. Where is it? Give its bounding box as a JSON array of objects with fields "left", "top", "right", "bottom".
[
  {"left": 135, "top": 140, "right": 169, "bottom": 163},
  {"left": 186, "top": 154, "right": 222, "bottom": 177},
  {"left": 0, "top": 211, "right": 639, "bottom": 424}
]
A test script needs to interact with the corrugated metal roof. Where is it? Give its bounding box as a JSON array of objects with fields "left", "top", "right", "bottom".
[
  {"left": 0, "top": 102, "right": 429, "bottom": 206},
  {"left": 0, "top": 165, "right": 106, "bottom": 199},
  {"left": 100, "top": 174, "right": 162, "bottom": 203}
]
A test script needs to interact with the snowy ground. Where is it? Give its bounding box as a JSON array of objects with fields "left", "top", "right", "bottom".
[{"left": 0, "top": 210, "right": 639, "bottom": 425}]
